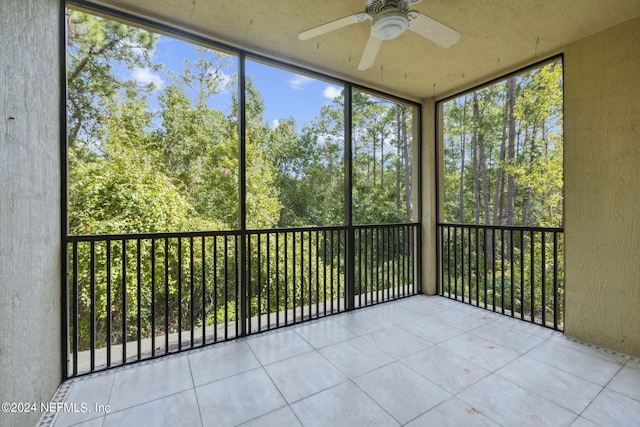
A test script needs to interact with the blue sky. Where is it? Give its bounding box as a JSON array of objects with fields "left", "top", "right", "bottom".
[{"left": 130, "top": 35, "right": 343, "bottom": 131}]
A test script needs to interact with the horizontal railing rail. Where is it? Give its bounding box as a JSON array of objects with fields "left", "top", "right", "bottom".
[
  {"left": 437, "top": 223, "right": 564, "bottom": 330},
  {"left": 65, "top": 223, "right": 419, "bottom": 377}
]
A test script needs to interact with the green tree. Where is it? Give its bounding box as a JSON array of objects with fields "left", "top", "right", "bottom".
[{"left": 66, "top": 11, "right": 159, "bottom": 155}]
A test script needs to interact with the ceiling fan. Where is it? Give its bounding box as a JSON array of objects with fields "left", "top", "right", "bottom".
[{"left": 298, "top": 0, "right": 461, "bottom": 70}]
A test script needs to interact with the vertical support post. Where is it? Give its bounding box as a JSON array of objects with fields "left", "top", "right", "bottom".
[
  {"left": 60, "top": 1, "right": 69, "bottom": 381},
  {"left": 238, "top": 52, "right": 248, "bottom": 336},
  {"left": 344, "top": 84, "right": 355, "bottom": 311},
  {"left": 416, "top": 104, "right": 423, "bottom": 294}
]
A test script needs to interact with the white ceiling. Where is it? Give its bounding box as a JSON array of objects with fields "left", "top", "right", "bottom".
[{"left": 81, "top": 0, "right": 640, "bottom": 101}]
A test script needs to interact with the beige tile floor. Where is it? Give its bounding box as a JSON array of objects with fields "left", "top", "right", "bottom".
[{"left": 42, "top": 295, "right": 640, "bottom": 426}]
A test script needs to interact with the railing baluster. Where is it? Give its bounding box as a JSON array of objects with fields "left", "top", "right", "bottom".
[
  {"left": 276, "top": 232, "right": 280, "bottom": 327},
  {"left": 454, "top": 226, "right": 458, "bottom": 300},
  {"left": 383, "top": 228, "right": 388, "bottom": 302},
  {"left": 258, "top": 233, "right": 263, "bottom": 330},
  {"left": 483, "top": 228, "right": 488, "bottom": 309},
  {"left": 214, "top": 236, "right": 218, "bottom": 343},
  {"left": 336, "top": 230, "right": 341, "bottom": 311},
  {"left": 136, "top": 239, "right": 141, "bottom": 359},
  {"left": 121, "top": 239, "right": 127, "bottom": 364},
  {"left": 475, "top": 227, "right": 479, "bottom": 306},
  {"left": 247, "top": 233, "right": 252, "bottom": 332},
  {"left": 284, "top": 232, "right": 289, "bottom": 325},
  {"left": 315, "top": 230, "right": 320, "bottom": 316},
  {"left": 235, "top": 234, "right": 239, "bottom": 338},
  {"left": 300, "top": 231, "right": 304, "bottom": 320},
  {"left": 357, "top": 228, "right": 362, "bottom": 307},
  {"left": 177, "top": 237, "right": 182, "bottom": 350},
  {"left": 164, "top": 238, "right": 169, "bottom": 353},
  {"left": 491, "top": 229, "right": 496, "bottom": 311},
  {"left": 266, "top": 232, "right": 271, "bottom": 330},
  {"left": 520, "top": 230, "right": 525, "bottom": 320},
  {"left": 72, "top": 242, "right": 78, "bottom": 376},
  {"left": 541, "top": 232, "right": 546, "bottom": 326},
  {"left": 201, "top": 236, "right": 206, "bottom": 345},
  {"left": 500, "top": 229, "right": 505, "bottom": 314},
  {"left": 90, "top": 240, "right": 96, "bottom": 372},
  {"left": 106, "top": 240, "right": 112, "bottom": 367},
  {"left": 553, "top": 232, "right": 559, "bottom": 329},
  {"left": 510, "top": 229, "right": 515, "bottom": 315},
  {"left": 151, "top": 238, "right": 156, "bottom": 357},
  {"left": 368, "top": 228, "right": 373, "bottom": 304},
  {"left": 308, "top": 231, "right": 312, "bottom": 317},
  {"left": 393, "top": 226, "right": 398, "bottom": 298},
  {"left": 294, "top": 231, "right": 299, "bottom": 322},
  {"left": 190, "top": 236, "right": 195, "bottom": 348},
  {"left": 530, "top": 230, "right": 535, "bottom": 324},
  {"left": 468, "top": 226, "right": 472, "bottom": 304},
  {"left": 224, "top": 236, "right": 229, "bottom": 341},
  {"left": 460, "top": 226, "right": 464, "bottom": 302},
  {"left": 329, "top": 230, "right": 334, "bottom": 313},
  {"left": 436, "top": 226, "right": 445, "bottom": 295},
  {"left": 447, "top": 226, "right": 451, "bottom": 297}
]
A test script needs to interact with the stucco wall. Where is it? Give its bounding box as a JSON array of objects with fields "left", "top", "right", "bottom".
[
  {"left": 564, "top": 16, "right": 640, "bottom": 357},
  {"left": 0, "top": 0, "right": 62, "bottom": 426},
  {"left": 421, "top": 99, "right": 438, "bottom": 295}
]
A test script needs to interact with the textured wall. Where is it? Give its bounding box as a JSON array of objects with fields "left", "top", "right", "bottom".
[
  {"left": 0, "top": 0, "right": 62, "bottom": 426},
  {"left": 564, "top": 16, "right": 640, "bottom": 357},
  {"left": 421, "top": 99, "right": 437, "bottom": 295}
]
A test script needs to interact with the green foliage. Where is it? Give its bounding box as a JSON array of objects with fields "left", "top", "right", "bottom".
[
  {"left": 442, "top": 60, "right": 563, "bottom": 227},
  {"left": 66, "top": 11, "right": 159, "bottom": 151},
  {"left": 441, "top": 229, "right": 564, "bottom": 327},
  {"left": 66, "top": 10, "right": 418, "bottom": 356},
  {"left": 440, "top": 60, "right": 564, "bottom": 325}
]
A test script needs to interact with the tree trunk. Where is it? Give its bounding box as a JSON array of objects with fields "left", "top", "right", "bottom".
[
  {"left": 458, "top": 96, "right": 468, "bottom": 223},
  {"left": 478, "top": 135, "right": 491, "bottom": 227},
  {"left": 380, "top": 123, "right": 384, "bottom": 189},
  {"left": 472, "top": 94, "right": 480, "bottom": 225},
  {"left": 396, "top": 107, "right": 402, "bottom": 210},
  {"left": 401, "top": 109, "right": 411, "bottom": 221},
  {"left": 523, "top": 124, "right": 537, "bottom": 226},
  {"left": 492, "top": 97, "right": 508, "bottom": 226},
  {"left": 372, "top": 133, "right": 377, "bottom": 188},
  {"left": 506, "top": 77, "right": 517, "bottom": 227}
]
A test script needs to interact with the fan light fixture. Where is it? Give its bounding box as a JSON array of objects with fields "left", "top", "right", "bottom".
[
  {"left": 298, "top": 0, "right": 460, "bottom": 70},
  {"left": 371, "top": 8, "right": 409, "bottom": 40}
]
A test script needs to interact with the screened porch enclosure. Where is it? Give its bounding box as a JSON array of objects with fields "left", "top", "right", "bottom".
[
  {"left": 63, "top": 7, "right": 422, "bottom": 378},
  {"left": 435, "top": 58, "right": 565, "bottom": 331}
]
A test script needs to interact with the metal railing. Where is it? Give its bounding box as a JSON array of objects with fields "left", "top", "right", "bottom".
[
  {"left": 65, "top": 223, "right": 419, "bottom": 377},
  {"left": 438, "top": 223, "right": 564, "bottom": 330}
]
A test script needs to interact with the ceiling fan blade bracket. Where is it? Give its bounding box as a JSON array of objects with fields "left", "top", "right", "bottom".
[{"left": 355, "top": 12, "right": 371, "bottom": 24}]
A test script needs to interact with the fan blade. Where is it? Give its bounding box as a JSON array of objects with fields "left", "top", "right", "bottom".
[
  {"left": 298, "top": 13, "right": 368, "bottom": 41},
  {"left": 358, "top": 35, "right": 383, "bottom": 70},
  {"left": 408, "top": 13, "right": 460, "bottom": 48}
]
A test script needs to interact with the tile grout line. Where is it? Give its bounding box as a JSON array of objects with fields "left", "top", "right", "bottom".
[{"left": 185, "top": 352, "right": 206, "bottom": 427}]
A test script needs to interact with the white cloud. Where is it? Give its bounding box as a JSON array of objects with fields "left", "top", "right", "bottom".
[
  {"left": 132, "top": 68, "right": 164, "bottom": 90},
  {"left": 271, "top": 119, "right": 280, "bottom": 129},
  {"left": 288, "top": 74, "right": 314, "bottom": 90},
  {"left": 323, "top": 86, "right": 342, "bottom": 100},
  {"left": 215, "top": 71, "right": 234, "bottom": 92}
]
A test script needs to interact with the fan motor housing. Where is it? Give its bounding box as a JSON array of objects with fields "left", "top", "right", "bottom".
[{"left": 371, "top": 8, "right": 409, "bottom": 40}]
